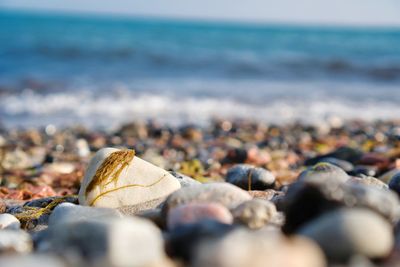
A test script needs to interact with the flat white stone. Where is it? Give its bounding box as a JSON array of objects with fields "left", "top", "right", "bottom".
[{"left": 79, "top": 148, "right": 181, "bottom": 208}]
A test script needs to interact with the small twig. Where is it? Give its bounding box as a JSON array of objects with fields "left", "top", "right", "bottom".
[{"left": 247, "top": 169, "right": 253, "bottom": 191}]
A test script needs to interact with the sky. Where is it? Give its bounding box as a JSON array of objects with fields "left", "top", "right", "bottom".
[{"left": 1, "top": 0, "right": 400, "bottom": 26}]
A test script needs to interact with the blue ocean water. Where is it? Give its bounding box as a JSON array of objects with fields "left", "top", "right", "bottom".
[{"left": 1, "top": 10, "right": 400, "bottom": 128}]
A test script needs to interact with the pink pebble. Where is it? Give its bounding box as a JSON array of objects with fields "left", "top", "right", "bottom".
[{"left": 167, "top": 202, "right": 233, "bottom": 229}]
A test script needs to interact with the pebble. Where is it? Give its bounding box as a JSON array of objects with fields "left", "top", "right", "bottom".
[
  {"left": 48, "top": 202, "right": 122, "bottom": 226},
  {"left": 167, "top": 202, "right": 233, "bottom": 230},
  {"left": 165, "top": 220, "right": 235, "bottom": 263},
  {"left": 0, "top": 230, "right": 32, "bottom": 253},
  {"left": 0, "top": 213, "right": 20, "bottom": 230},
  {"left": 298, "top": 208, "right": 394, "bottom": 262},
  {"left": 231, "top": 199, "right": 280, "bottom": 229},
  {"left": 192, "top": 228, "right": 326, "bottom": 267},
  {"left": 79, "top": 147, "right": 181, "bottom": 208},
  {"left": 282, "top": 180, "right": 400, "bottom": 233},
  {"left": 298, "top": 162, "right": 349, "bottom": 184},
  {"left": 225, "top": 164, "right": 275, "bottom": 190},
  {"left": 38, "top": 217, "right": 166, "bottom": 267},
  {"left": 162, "top": 183, "right": 251, "bottom": 216}
]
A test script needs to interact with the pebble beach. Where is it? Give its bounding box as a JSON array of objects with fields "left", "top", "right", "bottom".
[
  {"left": 2, "top": 8, "right": 400, "bottom": 267},
  {"left": 1, "top": 119, "right": 400, "bottom": 267}
]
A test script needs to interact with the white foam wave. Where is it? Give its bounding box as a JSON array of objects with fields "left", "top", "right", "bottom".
[{"left": 1, "top": 89, "right": 400, "bottom": 129}]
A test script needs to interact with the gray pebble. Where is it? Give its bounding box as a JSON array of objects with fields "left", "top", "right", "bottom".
[{"left": 226, "top": 164, "right": 275, "bottom": 190}]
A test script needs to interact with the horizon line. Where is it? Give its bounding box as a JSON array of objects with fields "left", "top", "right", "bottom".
[{"left": 2, "top": 6, "right": 400, "bottom": 30}]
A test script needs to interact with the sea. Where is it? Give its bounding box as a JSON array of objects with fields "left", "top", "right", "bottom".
[{"left": 1, "top": 10, "right": 400, "bottom": 129}]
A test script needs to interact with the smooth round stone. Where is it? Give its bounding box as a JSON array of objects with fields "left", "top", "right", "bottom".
[
  {"left": 193, "top": 229, "right": 326, "bottom": 267},
  {"left": 0, "top": 254, "right": 67, "bottom": 267},
  {"left": 282, "top": 180, "right": 400, "bottom": 234},
  {"left": 170, "top": 171, "right": 201, "bottom": 187},
  {"left": 165, "top": 220, "right": 235, "bottom": 263},
  {"left": 162, "top": 183, "right": 251, "bottom": 216},
  {"left": 48, "top": 203, "right": 123, "bottom": 226},
  {"left": 232, "top": 199, "right": 279, "bottom": 229},
  {"left": 167, "top": 203, "right": 233, "bottom": 230},
  {"left": 226, "top": 164, "right": 275, "bottom": 190},
  {"left": 79, "top": 147, "right": 181, "bottom": 208},
  {"left": 0, "top": 230, "right": 32, "bottom": 253},
  {"left": 0, "top": 213, "right": 20, "bottom": 230},
  {"left": 298, "top": 208, "right": 394, "bottom": 262},
  {"left": 298, "top": 162, "right": 349, "bottom": 184},
  {"left": 389, "top": 172, "right": 400, "bottom": 196},
  {"left": 38, "top": 217, "right": 166, "bottom": 267},
  {"left": 319, "top": 157, "right": 354, "bottom": 172},
  {"left": 347, "top": 176, "right": 388, "bottom": 190}
]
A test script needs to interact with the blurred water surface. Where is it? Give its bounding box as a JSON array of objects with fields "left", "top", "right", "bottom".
[{"left": 1, "top": 10, "right": 400, "bottom": 128}]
